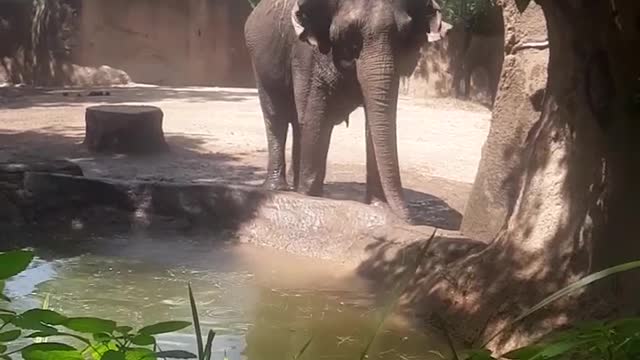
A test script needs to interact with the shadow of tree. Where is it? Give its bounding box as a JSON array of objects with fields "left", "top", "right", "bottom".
[
  {"left": 0, "top": 86, "right": 257, "bottom": 109},
  {"left": 0, "top": 127, "right": 264, "bottom": 185},
  {"left": 353, "top": 0, "right": 640, "bottom": 353}
]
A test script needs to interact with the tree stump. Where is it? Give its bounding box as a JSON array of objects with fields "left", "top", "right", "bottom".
[{"left": 84, "top": 105, "right": 169, "bottom": 154}]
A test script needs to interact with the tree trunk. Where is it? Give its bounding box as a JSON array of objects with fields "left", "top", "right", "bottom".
[
  {"left": 461, "top": 1, "right": 548, "bottom": 243},
  {"left": 408, "top": 0, "right": 640, "bottom": 352},
  {"left": 84, "top": 105, "right": 169, "bottom": 154}
]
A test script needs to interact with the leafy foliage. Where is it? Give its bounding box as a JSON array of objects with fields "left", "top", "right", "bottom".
[
  {"left": 243, "top": 0, "right": 496, "bottom": 28},
  {"left": 439, "top": 0, "right": 495, "bottom": 26},
  {"left": 0, "top": 250, "right": 197, "bottom": 360},
  {"left": 458, "top": 260, "right": 640, "bottom": 360}
]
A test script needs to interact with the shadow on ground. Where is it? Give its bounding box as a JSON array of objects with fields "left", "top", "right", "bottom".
[
  {"left": 0, "top": 86, "right": 257, "bottom": 109},
  {"left": 0, "top": 127, "right": 264, "bottom": 185},
  {"left": 324, "top": 182, "right": 462, "bottom": 230}
]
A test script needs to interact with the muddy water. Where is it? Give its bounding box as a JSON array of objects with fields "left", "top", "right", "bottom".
[{"left": 5, "top": 235, "right": 448, "bottom": 360}]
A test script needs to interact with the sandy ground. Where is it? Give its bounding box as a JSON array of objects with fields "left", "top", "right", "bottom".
[{"left": 0, "top": 85, "right": 490, "bottom": 230}]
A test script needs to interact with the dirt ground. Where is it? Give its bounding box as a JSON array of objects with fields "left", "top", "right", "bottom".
[{"left": 0, "top": 85, "right": 490, "bottom": 230}]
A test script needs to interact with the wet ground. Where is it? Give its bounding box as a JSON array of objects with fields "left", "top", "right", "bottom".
[{"left": 0, "top": 85, "right": 491, "bottom": 230}]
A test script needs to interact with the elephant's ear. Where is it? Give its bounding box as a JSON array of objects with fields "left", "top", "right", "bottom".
[{"left": 291, "top": 1, "right": 332, "bottom": 54}]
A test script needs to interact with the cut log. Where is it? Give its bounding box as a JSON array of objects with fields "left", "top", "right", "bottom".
[{"left": 84, "top": 105, "right": 169, "bottom": 154}]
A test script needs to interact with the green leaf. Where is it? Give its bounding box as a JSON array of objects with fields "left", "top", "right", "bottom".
[
  {"left": 188, "top": 284, "right": 203, "bottom": 358},
  {"left": 12, "top": 315, "right": 58, "bottom": 332},
  {"left": 527, "top": 339, "right": 593, "bottom": 360},
  {"left": 138, "top": 321, "right": 190, "bottom": 336},
  {"left": 27, "top": 329, "right": 60, "bottom": 338},
  {"left": 153, "top": 350, "right": 196, "bottom": 359},
  {"left": 203, "top": 330, "right": 215, "bottom": 360},
  {"left": 63, "top": 317, "right": 116, "bottom": 334},
  {"left": 21, "top": 343, "right": 79, "bottom": 360},
  {"left": 611, "top": 318, "right": 640, "bottom": 337},
  {"left": 620, "top": 336, "right": 640, "bottom": 356},
  {"left": 102, "top": 350, "right": 126, "bottom": 360},
  {"left": 23, "top": 350, "right": 84, "bottom": 360},
  {"left": 464, "top": 349, "right": 497, "bottom": 360},
  {"left": 125, "top": 348, "right": 156, "bottom": 360},
  {"left": 21, "top": 343, "right": 76, "bottom": 353},
  {"left": 115, "top": 326, "right": 133, "bottom": 335},
  {"left": 0, "top": 281, "right": 7, "bottom": 302},
  {"left": 85, "top": 342, "right": 117, "bottom": 359},
  {"left": 0, "top": 250, "right": 34, "bottom": 280},
  {"left": 0, "top": 329, "right": 21, "bottom": 342},
  {"left": 131, "top": 334, "right": 155, "bottom": 346},
  {"left": 0, "top": 314, "right": 15, "bottom": 325},
  {"left": 92, "top": 332, "right": 112, "bottom": 343},
  {"left": 0, "top": 344, "right": 6, "bottom": 354},
  {"left": 503, "top": 345, "right": 545, "bottom": 359},
  {"left": 20, "top": 309, "right": 67, "bottom": 325}
]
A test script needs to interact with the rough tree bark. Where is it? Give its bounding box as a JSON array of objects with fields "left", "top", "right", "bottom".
[
  {"left": 407, "top": 0, "right": 640, "bottom": 352},
  {"left": 461, "top": 1, "right": 548, "bottom": 243}
]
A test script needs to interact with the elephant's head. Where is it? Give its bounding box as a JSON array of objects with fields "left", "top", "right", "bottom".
[
  {"left": 291, "top": 0, "right": 444, "bottom": 221},
  {"left": 291, "top": 0, "right": 444, "bottom": 70}
]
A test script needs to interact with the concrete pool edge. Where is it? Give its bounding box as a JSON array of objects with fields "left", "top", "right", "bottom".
[{"left": 4, "top": 170, "right": 480, "bottom": 263}]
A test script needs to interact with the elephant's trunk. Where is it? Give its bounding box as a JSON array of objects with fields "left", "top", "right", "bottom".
[{"left": 356, "top": 37, "right": 410, "bottom": 221}]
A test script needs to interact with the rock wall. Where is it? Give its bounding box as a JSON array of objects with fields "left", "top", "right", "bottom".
[
  {"left": 0, "top": 0, "right": 501, "bottom": 99},
  {"left": 0, "top": 0, "right": 253, "bottom": 87},
  {"left": 400, "top": 27, "right": 504, "bottom": 104},
  {"left": 75, "top": 0, "right": 254, "bottom": 87}
]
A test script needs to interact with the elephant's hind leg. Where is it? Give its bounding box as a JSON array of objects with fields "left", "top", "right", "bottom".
[{"left": 256, "top": 80, "right": 296, "bottom": 191}]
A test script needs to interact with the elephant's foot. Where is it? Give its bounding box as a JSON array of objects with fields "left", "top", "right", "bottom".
[
  {"left": 262, "top": 178, "right": 293, "bottom": 192},
  {"left": 367, "top": 197, "right": 414, "bottom": 225},
  {"left": 365, "top": 192, "right": 386, "bottom": 206},
  {"left": 299, "top": 187, "right": 324, "bottom": 197},
  {"left": 297, "top": 177, "right": 325, "bottom": 197}
]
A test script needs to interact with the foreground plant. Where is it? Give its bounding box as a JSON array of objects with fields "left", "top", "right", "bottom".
[
  {"left": 0, "top": 249, "right": 197, "bottom": 360},
  {"left": 460, "top": 260, "right": 640, "bottom": 360}
]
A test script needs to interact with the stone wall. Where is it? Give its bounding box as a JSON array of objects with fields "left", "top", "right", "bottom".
[
  {"left": 75, "top": 0, "right": 254, "bottom": 87},
  {"left": 0, "top": 0, "right": 501, "bottom": 100},
  {"left": 0, "top": 0, "right": 253, "bottom": 87},
  {"left": 400, "top": 26, "right": 504, "bottom": 104}
]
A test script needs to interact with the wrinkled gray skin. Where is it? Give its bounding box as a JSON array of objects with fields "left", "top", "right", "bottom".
[{"left": 245, "top": 0, "right": 443, "bottom": 221}]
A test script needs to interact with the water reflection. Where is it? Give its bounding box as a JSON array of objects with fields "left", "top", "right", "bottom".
[
  {"left": 6, "top": 241, "right": 447, "bottom": 360},
  {"left": 245, "top": 288, "right": 446, "bottom": 360}
]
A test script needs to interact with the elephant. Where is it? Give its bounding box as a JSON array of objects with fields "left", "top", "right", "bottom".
[{"left": 244, "top": 0, "right": 444, "bottom": 221}]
